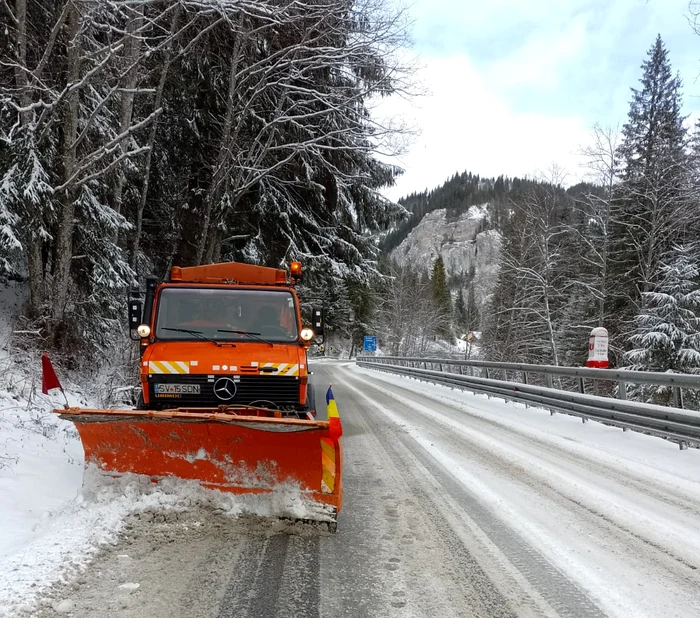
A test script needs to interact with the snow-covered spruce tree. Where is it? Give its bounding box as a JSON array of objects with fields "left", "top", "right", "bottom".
[
  {"left": 453, "top": 289, "right": 468, "bottom": 336},
  {"left": 430, "top": 255, "right": 452, "bottom": 340},
  {"left": 608, "top": 36, "right": 689, "bottom": 350},
  {"left": 627, "top": 245, "right": 700, "bottom": 407},
  {"left": 347, "top": 275, "right": 379, "bottom": 358}
]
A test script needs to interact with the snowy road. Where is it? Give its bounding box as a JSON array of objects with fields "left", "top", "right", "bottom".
[{"left": 30, "top": 361, "right": 700, "bottom": 618}]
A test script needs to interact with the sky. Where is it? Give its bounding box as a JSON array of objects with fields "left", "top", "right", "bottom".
[{"left": 375, "top": 0, "right": 700, "bottom": 200}]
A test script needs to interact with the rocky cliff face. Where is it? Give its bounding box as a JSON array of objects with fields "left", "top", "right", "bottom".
[{"left": 390, "top": 204, "right": 502, "bottom": 307}]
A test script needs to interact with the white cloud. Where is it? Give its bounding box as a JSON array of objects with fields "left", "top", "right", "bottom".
[
  {"left": 485, "top": 12, "right": 589, "bottom": 90},
  {"left": 374, "top": 54, "right": 592, "bottom": 200}
]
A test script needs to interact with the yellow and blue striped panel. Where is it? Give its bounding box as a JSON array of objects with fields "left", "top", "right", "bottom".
[
  {"left": 320, "top": 437, "right": 336, "bottom": 493},
  {"left": 148, "top": 361, "right": 190, "bottom": 374}
]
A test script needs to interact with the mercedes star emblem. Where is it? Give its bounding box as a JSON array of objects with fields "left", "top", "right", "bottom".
[{"left": 213, "top": 377, "right": 237, "bottom": 401}]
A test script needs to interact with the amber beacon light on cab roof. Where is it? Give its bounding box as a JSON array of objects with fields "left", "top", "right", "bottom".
[{"left": 54, "top": 260, "right": 343, "bottom": 530}]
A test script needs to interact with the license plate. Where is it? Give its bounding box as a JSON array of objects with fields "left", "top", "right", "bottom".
[{"left": 154, "top": 383, "right": 200, "bottom": 394}]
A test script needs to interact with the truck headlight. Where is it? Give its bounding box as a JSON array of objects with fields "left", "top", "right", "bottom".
[
  {"left": 137, "top": 324, "right": 151, "bottom": 338},
  {"left": 300, "top": 328, "right": 314, "bottom": 341}
]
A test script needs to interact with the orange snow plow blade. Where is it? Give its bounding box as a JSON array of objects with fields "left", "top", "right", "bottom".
[{"left": 56, "top": 407, "right": 343, "bottom": 518}]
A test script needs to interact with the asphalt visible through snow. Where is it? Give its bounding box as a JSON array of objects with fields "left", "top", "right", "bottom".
[{"left": 31, "top": 361, "right": 700, "bottom": 618}]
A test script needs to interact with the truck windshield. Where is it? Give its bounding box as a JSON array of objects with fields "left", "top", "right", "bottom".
[{"left": 154, "top": 288, "right": 299, "bottom": 342}]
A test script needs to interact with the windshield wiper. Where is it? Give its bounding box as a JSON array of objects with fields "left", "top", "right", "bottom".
[
  {"left": 217, "top": 329, "right": 274, "bottom": 347},
  {"left": 161, "top": 327, "right": 226, "bottom": 347}
]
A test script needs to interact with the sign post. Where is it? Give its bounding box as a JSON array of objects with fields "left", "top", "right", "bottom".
[
  {"left": 363, "top": 335, "right": 377, "bottom": 354},
  {"left": 586, "top": 327, "right": 609, "bottom": 368}
]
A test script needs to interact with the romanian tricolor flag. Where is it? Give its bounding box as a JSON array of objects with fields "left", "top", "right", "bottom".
[{"left": 326, "top": 385, "right": 343, "bottom": 440}]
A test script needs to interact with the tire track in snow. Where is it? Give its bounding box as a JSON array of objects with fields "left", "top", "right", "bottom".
[
  {"left": 347, "top": 366, "right": 700, "bottom": 573},
  {"left": 339, "top": 367, "right": 606, "bottom": 618},
  {"left": 217, "top": 535, "right": 321, "bottom": 618},
  {"left": 342, "top": 365, "right": 700, "bottom": 617},
  {"left": 360, "top": 365, "right": 700, "bottom": 519},
  {"left": 315, "top": 363, "right": 524, "bottom": 618}
]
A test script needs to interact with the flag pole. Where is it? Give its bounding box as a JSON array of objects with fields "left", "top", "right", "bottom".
[{"left": 59, "top": 387, "right": 70, "bottom": 410}]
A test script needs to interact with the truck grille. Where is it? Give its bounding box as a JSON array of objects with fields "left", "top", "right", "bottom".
[{"left": 147, "top": 374, "right": 300, "bottom": 409}]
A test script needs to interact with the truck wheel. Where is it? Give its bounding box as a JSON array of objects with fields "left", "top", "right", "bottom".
[{"left": 136, "top": 392, "right": 146, "bottom": 410}]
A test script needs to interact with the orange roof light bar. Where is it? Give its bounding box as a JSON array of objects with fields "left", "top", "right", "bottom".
[
  {"left": 290, "top": 261, "right": 302, "bottom": 279},
  {"left": 167, "top": 262, "right": 289, "bottom": 285}
]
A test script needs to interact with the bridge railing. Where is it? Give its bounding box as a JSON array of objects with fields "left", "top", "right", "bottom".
[{"left": 355, "top": 356, "right": 700, "bottom": 449}]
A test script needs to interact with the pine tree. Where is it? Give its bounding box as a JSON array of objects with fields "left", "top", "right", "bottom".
[
  {"left": 454, "top": 288, "right": 468, "bottom": 335},
  {"left": 609, "top": 35, "right": 689, "bottom": 350},
  {"left": 627, "top": 245, "right": 700, "bottom": 406},
  {"left": 466, "top": 284, "right": 480, "bottom": 333},
  {"left": 430, "top": 255, "right": 452, "bottom": 339}
]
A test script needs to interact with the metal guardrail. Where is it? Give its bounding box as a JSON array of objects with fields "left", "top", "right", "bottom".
[
  {"left": 358, "top": 356, "right": 700, "bottom": 408},
  {"left": 356, "top": 357, "right": 700, "bottom": 449}
]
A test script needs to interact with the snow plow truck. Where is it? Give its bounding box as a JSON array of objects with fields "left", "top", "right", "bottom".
[{"left": 54, "top": 260, "right": 343, "bottom": 529}]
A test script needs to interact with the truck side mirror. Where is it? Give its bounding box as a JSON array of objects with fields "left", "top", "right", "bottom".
[
  {"left": 312, "top": 306, "right": 324, "bottom": 336},
  {"left": 128, "top": 299, "right": 143, "bottom": 341}
]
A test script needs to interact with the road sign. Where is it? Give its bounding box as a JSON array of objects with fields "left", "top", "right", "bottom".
[{"left": 363, "top": 335, "right": 377, "bottom": 352}]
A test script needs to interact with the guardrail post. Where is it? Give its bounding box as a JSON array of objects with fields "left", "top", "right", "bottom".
[
  {"left": 522, "top": 372, "right": 529, "bottom": 408},
  {"left": 679, "top": 441, "right": 688, "bottom": 450},
  {"left": 673, "top": 386, "right": 684, "bottom": 409},
  {"left": 546, "top": 375, "right": 556, "bottom": 415},
  {"left": 579, "top": 377, "right": 585, "bottom": 394},
  {"left": 618, "top": 381, "right": 626, "bottom": 400}
]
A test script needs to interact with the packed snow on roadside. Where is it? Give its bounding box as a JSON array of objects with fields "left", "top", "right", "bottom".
[{"left": 348, "top": 362, "right": 700, "bottom": 494}]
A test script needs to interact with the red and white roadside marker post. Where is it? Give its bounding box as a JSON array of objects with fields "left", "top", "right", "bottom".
[
  {"left": 582, "top": 327, "right": 609, "bottom": 423},
  {"left": 586, "top": 327, "right": 609, "bottom": 369}
]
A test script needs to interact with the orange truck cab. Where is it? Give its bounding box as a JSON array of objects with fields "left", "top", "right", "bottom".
[{"left": 128, "top": 261, "right": 324, "bottom": 417}]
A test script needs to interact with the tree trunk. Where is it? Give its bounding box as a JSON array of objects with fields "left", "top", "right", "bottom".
[
  {"left": 130, "top": 5, "right": 181, "bottom": 272},
  {"left": 27, "top": 237, "right": 44, "bottom": 315},
  {"left": 195, "top": 37, "right": 242, "bottom": 265},
  {"left": 51, "top": 3, "right": 80, "bottom": 325},
  {"left": 112, "top": 5, "right": 144, "bottom": 238}
]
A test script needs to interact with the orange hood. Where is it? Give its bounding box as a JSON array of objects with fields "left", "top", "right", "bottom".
[{"left": 141, "top": 341, "right": 307, "bottom": 377}]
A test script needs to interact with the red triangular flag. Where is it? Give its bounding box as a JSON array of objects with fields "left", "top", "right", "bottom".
[{"left": 41, "top": 354, "right": 62, "bottom": 395}]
